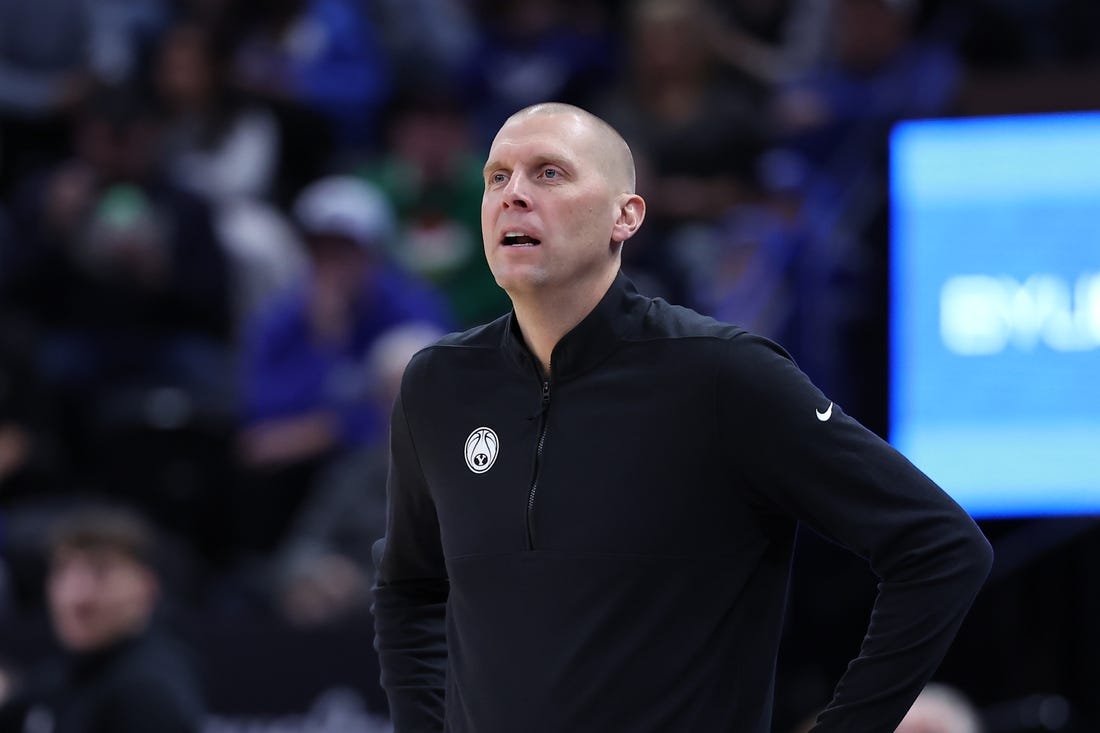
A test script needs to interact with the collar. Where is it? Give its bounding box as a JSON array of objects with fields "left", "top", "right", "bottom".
[
  {"left": 69, "top": 630, "right": 146, "bottom": 676},
  {"left": 502, "top": 271, "right": 649, "bottom": 381}
]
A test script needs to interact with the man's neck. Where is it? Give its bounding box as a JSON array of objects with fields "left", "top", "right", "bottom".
[{"left": 511, "top": 269, "right": 617, "bottom": 377}]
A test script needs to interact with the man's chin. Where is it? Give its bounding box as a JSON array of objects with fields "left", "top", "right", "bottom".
[{"left": 491, "top": 267, "right": 551, "bottom": 297}]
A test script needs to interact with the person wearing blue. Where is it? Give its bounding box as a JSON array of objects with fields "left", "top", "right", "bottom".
[{"left": 237, "top": 176, "right": 449, "bottom": 552}]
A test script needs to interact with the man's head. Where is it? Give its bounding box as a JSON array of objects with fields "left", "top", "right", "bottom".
[
  {"left": 46, "top": 506, "right": 160, "bottom": 653},
  {"left": 481, "top": 103, "right": 645, "bottom": 301}
]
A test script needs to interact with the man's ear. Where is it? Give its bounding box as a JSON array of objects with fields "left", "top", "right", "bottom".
[{"left": 611, "top": 193, "right": 646, "bottom": 244}]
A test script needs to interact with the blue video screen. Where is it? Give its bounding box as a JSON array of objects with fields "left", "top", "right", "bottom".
[{"left": 889, "top": 111, "right": 1100, "bottom": 518}]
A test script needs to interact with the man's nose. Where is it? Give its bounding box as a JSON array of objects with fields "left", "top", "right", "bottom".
[{"left": 502, "top": 175, "right": 530, "bottom": 209}]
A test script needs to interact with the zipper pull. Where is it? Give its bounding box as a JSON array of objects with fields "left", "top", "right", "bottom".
[{"left": 527, "top": 379, "right": 552, "bottom": 421}]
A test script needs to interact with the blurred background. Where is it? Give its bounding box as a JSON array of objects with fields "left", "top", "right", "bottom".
[{"left": 0, "top": 0, "right": 1098, "bottom": 730}]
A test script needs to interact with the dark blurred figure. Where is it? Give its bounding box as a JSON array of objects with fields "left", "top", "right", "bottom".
[
  {"left": 0, "top": 316, "right": 59, "bottom": 505},
  {"left": 597, "top": 0, "right": 765, "bottom": 306},
  {"left": 685, "top": 166, "right": 806, "bottom": 347},
  {"left": 0, "top": 307, "right": 67, "bottom": 613},
  {"left": 3, "top": 85, "right": 236, "bottom": 562},
  {"left": 0, "top": 505, "right": 205, "bottom": 733},
  {"left": 959, "top": 0, "right": 1100, "bottom": 68},
  {"left": 231, "top": 0, "right": 390, "bottom": 170},
  {"left": 360, "top": 92, "right": 511, "bottom": 327},
  {"left": 374, "top": 0, "right": 477, "bottom": 93},
  {"left": 235, "top": 176, "right": 449, "bottom": 556},
  {"left": 0, "top": 0, "right": 93, "bottom": 197},
  {"left": 272, "top": 321, "right": 443, "bottom": 628},
  {"left": 0, "top": 0, "right": 173, "bottom": 197},
  {"left": 155, "top": 19, "right": 281, "bottom": 203},
  {"left": 771, "top": 0, "right": 959, "bottom": 163},
  {"left": 153, "top": 17, "right": 307, "bottom": 333},
  {"left": 466, "top": 0, "right": 618, "bottom": 147},
  {"left": 767, "top": 0, "right": 961, "bottom": 430},
  {"left": 701, "top": 0, "right": 830, "bottom": 94}
]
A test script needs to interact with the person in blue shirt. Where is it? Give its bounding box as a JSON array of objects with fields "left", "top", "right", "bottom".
[{"left": 236, "top": 176, "right": 450, "bottom": 552}]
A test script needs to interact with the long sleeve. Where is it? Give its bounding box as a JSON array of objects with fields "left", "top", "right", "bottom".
[
  {"left": 719, "top": 333, "right": 992, "bottom": 732},
  {"left": 373, "top": 385, "right": 449, "bottom": 731}
]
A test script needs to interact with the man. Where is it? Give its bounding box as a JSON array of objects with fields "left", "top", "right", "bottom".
[
  {"left": 0, "top": 505, "right": 204, "bottom": 732},
  {"left": 373, "top": 102, "right": 992, "bottom": 732}
]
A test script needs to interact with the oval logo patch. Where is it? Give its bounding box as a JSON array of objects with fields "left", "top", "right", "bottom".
[{"left": 464, "top": 427, "right": 499, "bottom": 474}]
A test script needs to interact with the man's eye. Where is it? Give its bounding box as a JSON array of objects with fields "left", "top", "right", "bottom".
[
  {"left": 543, "top": 168, "right": 558, "bottom": 179},
  {"left": 489, "top": 173, "right": 507, "bottom": 185}
]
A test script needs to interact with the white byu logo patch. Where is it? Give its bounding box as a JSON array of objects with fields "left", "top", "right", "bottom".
[{"left": 464, "top": 427, "right": 499, "bottom": 474}]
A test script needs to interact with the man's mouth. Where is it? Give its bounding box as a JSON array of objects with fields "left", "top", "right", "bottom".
[{"left": 501, "top": 231, "right": 541, "bottom": 247}]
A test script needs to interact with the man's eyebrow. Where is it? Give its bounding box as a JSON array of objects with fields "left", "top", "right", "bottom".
[
  {"left": 532, "top": 154, "right": 573, "bottom": 172},
  {"left": 482, "top": 154, "right": 574, "bottom": 179},
  {"left": 482, "top": 160, "right": 503, "bottom": 178}
]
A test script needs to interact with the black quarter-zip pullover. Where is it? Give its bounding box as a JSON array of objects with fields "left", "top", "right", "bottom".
[{"left": 374, "top": 272, "right": 992, "bottom": 733}]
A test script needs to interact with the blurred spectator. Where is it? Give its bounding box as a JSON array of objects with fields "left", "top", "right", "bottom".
[
  {"left": 597, "top": 0, "right": 764, "bottom": 306},
  {"left": 0, "top": 0, "right": 173, "bottom": 196},
  {"left": 84, "top": 0, "right": 174, "bottom": 87},
  {"left": 155, "top": 19, "right": 281, "bottom": 203},
  {"left": 0, "top": 504, "right": 205, "bottom": 732},
  {"left": 466, "top": 0, "right": 618, "bottom": 146},
  {"left": 236, "top": 176, "right": 450, "bottom": 553},
  {"left": 374, "top": 0, "right": 477, "bottom": 92},
  {"left": 771, "top": 0, "right": 959, "bottom": 165},
  {"left": 153, "top": 18, "right": 307, "bottom": 332},
  {"left": 769, "top": 0, "right": 962, "bottom": 428},
  {"left": 0, "top": 0, "right": 93, "bottom": 196},
  {"left": 5, "top": 84, "right": 233, "bottom": 397},
  {"left": 273, "top": 322, "right": 444, "bottom": 627},
  {"left": 686, "top": 178, "right": 805, "bottom": 344},
  {"left": 959, "top": 0, "right": 1100, "bottom": 67},
  {"left": 360, "top": 92, "right": 511, "bottom": 327},
  {"left": 232, "top": 0, "right": 391, "bottom": 153},
  {"left": 701, "top": 0, "right": 831, "bottom": 91},
  {"left": 0, "top": 315, "right": 66, "bottom": 613},
  {"left": 2, "top": 85, "right": 236, "bottom": 556},
  {"left": 896, "top": 683, "right": 983, "bottom": 733},
  {"left": 208, "top": 197, "right": 307, "bottom": 337},
  {"left": 0, "top": 317, "right": 61, "bottom": 501}
]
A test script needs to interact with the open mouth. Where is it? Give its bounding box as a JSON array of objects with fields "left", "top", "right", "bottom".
[{"left": 501, "top": 231, "right": 541, "bottom": 247}]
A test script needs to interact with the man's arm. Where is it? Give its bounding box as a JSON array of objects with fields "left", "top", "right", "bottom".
[
  {"left": 373, "top": 385, "right": 449, "bottom": 731},
  {"left": 720, "top": 334, "right": 993, "bottom": 732}
]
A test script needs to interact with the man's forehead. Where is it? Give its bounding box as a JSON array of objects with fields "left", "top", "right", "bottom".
[
  {"left": 485, "top": 139, "right": 577, "bottom": 169},
  {"left": 489, "top": 113, "right": 597, "bottom": 158}
]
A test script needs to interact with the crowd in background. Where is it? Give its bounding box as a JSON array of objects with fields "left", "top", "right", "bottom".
[{"left": 0, "top": 0, "right": 1098, "bottom": 729}]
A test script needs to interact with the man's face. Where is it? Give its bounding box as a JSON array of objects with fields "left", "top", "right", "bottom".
[
  {"left": 47, "top": 546, "right": 157, "bottom": 653},
  {"left": 481, "top": 112, "right": 623, "bottom": 298}
]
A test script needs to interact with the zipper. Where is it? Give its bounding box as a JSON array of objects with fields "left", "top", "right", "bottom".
[{"left": 526, "top": 378, "right": 551, "bottom": 550}]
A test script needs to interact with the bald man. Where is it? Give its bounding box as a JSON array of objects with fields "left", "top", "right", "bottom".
[{"left": 372, "top": 104, "right": 992, "bottom": 733}]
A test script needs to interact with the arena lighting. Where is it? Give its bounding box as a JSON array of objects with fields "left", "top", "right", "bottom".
[{"left": 889, "top": 111, "right": 1100, "bottom": 517}]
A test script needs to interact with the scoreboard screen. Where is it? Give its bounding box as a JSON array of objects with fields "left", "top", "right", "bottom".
[{"left": 889, "top": 112, "right": 1100, "bottom": 517}]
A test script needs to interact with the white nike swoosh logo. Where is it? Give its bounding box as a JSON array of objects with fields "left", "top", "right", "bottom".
[{"left": 816, "top": 402, "right": 833, "bottom": 421}]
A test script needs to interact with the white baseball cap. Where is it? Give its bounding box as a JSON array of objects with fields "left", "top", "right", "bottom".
[{"left": 292, "top": 175, "right": 396, "bottom": 249}]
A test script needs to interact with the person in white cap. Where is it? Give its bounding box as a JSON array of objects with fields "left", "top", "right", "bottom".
[{"left": 235, "top": 175, "right": 449, "bottom": 553}]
